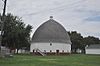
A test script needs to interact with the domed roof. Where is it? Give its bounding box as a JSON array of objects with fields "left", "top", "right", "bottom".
[{"left": 32, "top": 16, "right": 71, "bottom": 44}]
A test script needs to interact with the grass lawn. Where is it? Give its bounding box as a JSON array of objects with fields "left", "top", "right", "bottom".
[{"left": 0, "top": 54, "right": 100, "bottom": 66}]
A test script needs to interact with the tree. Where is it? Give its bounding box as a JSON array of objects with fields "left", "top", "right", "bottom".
[
  {"left": 68, "top": 31, "right": 86, "bottom": 54},
  {"left": 68, "top": 31, "right": 100, "bottom": 54},
  {"left": 0, "top": 13, "right": 32, "bottom": 53},
  {"left": 83, "top": 36, "right": 100, "bottom": 45}
]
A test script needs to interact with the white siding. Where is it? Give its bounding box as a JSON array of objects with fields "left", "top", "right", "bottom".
[
  {"left": 86, "top": 49, "right": 100, "bottom": 54},
  {"left": 30, "top": 42, "right": 71, "bottom": 53}
]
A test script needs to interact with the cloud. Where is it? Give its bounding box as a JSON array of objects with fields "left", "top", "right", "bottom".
[
  {"left": 81, "top": 32, "right": 100, "bottom": 39},
  {"left": 85, "top": 15, "right": 100, "bottom": 22},
  {"left": 0, "top": 0, "right": 100, "bottom": 38},
  {"left": 0, "top": 0, "right": 4, "bottom": 13},
  {"left": 76, "top": 9, "right": 100, "bottom": 22}
]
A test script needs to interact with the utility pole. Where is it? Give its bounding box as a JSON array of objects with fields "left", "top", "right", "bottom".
[
  {"left": 0, "top": 0, "right": 7, "bottom": 56},
  {"left": 2, "top": 0, "right": 7, "bottom": 17}
]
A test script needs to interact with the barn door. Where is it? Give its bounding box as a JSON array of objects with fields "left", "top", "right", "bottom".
[{"left": 56, "top": 50, "right": 59, "bottom": 54}]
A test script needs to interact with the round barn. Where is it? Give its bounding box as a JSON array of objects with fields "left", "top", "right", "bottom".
[{"left": 30, "top": 16, "right": 71, "bottom": 55}]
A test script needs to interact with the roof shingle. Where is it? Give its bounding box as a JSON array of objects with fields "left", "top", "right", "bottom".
[{"left": 32, "top": 17, "right": 71, "bottom": 44}]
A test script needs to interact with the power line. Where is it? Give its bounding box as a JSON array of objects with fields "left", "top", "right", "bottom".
[{"left": 23, "top": 0, "right": 86, "bottom": 17}]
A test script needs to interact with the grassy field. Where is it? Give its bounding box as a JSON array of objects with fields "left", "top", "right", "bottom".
[{"left": 0, "top": 54, "right": 100, "bottom": 66}]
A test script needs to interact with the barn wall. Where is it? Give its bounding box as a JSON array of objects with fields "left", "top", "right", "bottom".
[
  {"left": 86, "top": 49, "right": 100, "bottom": 54},
  {"left": 30, "top": 43, "right": 71, "bottom": 53}
]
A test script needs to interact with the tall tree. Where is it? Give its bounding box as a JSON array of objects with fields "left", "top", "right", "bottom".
[
  {"left": 0, "top": 13, "right": 32, "bottom": 53},
  {"left": 68, "top": 31, "right": 100, "bottom": 54},
  {"left": 68, "top": 31, "right": 85, "bottom": 54}
]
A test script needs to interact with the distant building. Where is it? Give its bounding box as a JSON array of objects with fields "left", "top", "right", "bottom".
[
  {"left": 0, "top": 46, "right": 12, "bottom": 57},
  {"left": 86, "top": 44, "right": 100, "bottom": 54},
  {"left": 30, "top": 16, "right": 71, "bottom": 55}
]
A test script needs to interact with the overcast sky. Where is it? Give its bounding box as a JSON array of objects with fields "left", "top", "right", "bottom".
[{"left": 0, "top": 0, "right": 100, "bottom": 38}]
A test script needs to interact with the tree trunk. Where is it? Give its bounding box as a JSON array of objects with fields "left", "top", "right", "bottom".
[
  {"left": 16, "top": 49, "right": 19, "bottom": 54},
  {"left": 81, "top": 48, "right": 86, "bottom": 54}
]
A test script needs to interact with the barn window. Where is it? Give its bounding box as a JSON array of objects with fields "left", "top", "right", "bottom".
[
  {"left": 62, "top": 50, "right": 64, "bottom": 52},
  {"left": 50, "top": 50, "right": 52, "bottom": 52},
  {"left": 50, "top": 43, "right": 52, "bottom": 46}
]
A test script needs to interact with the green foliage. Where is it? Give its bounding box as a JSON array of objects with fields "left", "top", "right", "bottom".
[
  {"left": 68, "top": 31, "right": 100, "bottom": 54},
  {"left": 83, "top": 36, "right": 100, "bottom": 45},
  {"left": 0, "top": 54, "right": 100, "bottom": 66},
  {"left": 0, "top": 13, "right": 32, "bottom": 51},
  {"left": 68, "top": 31, "right": 84, "bottom": 53}
]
